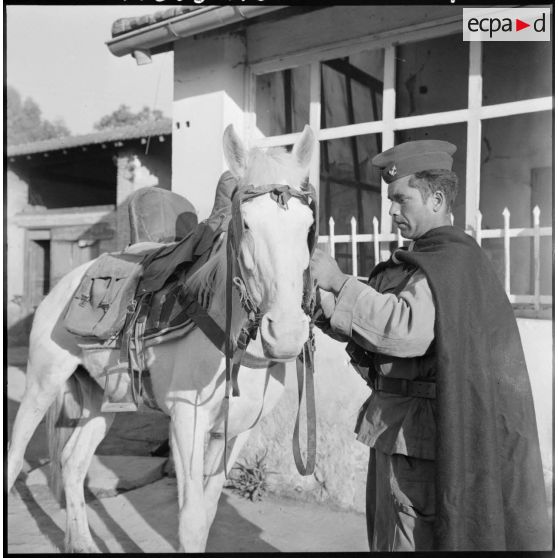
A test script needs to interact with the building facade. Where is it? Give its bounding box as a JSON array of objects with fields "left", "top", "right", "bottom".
[
  {"left": 108, "top": 5, "right": 552, "bottom": 305},
  {"left": 104, "top": 4, "right": 553, "bottom": 512},
  {"left": 7, "top": 122, "right": 171, "bottom": 343}
]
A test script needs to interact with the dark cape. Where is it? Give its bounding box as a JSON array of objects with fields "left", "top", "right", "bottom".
[{"left": 372, "top": 225, "right": 549, "bottom": 550}]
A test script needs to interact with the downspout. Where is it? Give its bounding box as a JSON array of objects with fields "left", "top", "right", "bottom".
[{"left": 106, "top": 5, "right": 285, "bottom": 63}]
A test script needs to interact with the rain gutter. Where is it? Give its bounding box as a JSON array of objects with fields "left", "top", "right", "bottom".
[{"left": 106, "top": 5, "right": 286, "bottom": 64}]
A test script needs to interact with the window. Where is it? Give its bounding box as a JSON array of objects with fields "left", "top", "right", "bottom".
[
  {"left": 251, "top": 27, "right": 552, "bottom": 304},
  {"left": 322, "top": 50, "right": 384, "bottom": 127},
  {"left": 255, "top": 65, "right": 310, "bottom": 137},
  {"left": 480, "top": 112, "right": 552, "bottom": 296},
  {"left": 396, "top": 34, "right": 468, "bottom": 117},
  {"left": 483, "top": 42, "right": 552, "bottom": 106}
]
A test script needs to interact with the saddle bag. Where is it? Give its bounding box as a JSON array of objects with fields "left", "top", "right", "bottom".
[{"left": 64, "top": 252, "right": 148, "bottom": 339}]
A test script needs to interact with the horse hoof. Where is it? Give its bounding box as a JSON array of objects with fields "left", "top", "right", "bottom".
[{"left": 65, "top": 541, "right": 101, "bottom": 553}]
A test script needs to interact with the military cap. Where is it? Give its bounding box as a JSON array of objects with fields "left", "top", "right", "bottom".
[{"left": 372, "top": 140, "right": 457, "bottom": 184}]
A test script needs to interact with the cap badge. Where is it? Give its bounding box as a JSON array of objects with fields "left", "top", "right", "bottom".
[{"left": 388, "top": 165, "right": 397, "bottom": 177}]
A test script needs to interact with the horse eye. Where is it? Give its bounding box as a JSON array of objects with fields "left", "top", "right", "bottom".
[{"left": 243, "top": 222, "right": 250, "bottom": 231}]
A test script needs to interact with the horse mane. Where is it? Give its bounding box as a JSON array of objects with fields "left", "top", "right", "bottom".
[
  {"left": 184, "top": 236, "right": 227, "bottom": 309},
  {"left": 243, "top": 146, "right": 308, "bottom": 189}
]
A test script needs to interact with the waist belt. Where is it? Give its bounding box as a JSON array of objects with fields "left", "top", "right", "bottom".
[{"left": 373, "top": 375, "right": 436, "bottom": 399}]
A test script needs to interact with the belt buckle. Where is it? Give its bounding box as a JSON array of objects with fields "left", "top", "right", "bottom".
[{"left": 400, "top": 379, "right": 409, "bottom": 396}]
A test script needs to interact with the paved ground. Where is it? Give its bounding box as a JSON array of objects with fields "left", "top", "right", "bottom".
[{"left": 6, "top": 349, "right": 368, "bottom": 554}]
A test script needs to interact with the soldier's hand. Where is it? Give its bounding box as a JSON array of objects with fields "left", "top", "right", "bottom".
[{"left": 310, "top": 248, "right": 349, "bottom": 294}]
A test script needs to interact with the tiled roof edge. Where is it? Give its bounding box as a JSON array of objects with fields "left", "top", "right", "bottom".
[
  {"left": 111, "top": 7, "right": 199, "bottom": 37},
  {"left": 8, "top": 119, "right": 172, "bottom": 157}
]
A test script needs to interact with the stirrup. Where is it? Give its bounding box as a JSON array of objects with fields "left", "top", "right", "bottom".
[{"left": 100, "top": 363, "right": 138, "bottom": 413}]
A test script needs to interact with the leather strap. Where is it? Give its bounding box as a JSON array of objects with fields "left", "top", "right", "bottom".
[
  {"left": 373, "top": 375, "right": 436, "bottom": 399},
  {"left": 223, "top": 232, "right": 235, "bottom": 477},
  {"left": 292, "top": 334, "right": 317, "bottom": 476},
  {"left": 180, "top": 292, "right": 227, "bottom": 352}
]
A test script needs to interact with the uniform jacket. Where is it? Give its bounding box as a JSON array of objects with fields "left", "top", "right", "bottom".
[{"left": 386, "top": 225, "right": 550, "bottom": 550}]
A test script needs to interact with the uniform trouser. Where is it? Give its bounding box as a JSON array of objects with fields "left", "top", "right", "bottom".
[{"left": 366, "top": 448, "right": 436, "bottom": 551}]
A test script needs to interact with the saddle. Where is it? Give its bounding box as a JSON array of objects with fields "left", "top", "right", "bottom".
[{"left": 63, "top": 173, "right": 237, "bottom": 411}]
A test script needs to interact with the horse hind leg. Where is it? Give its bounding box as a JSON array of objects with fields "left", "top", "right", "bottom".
[
  {"left": 51, "top": 368, "right": 115, "bottom": 553},
  {"left": 7, "top": 346, "right": 80, "bottom": 492}
]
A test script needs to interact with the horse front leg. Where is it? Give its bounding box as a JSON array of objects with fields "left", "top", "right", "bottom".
[
  {"left": 203, "top": 429, "right": 252, "bottom": 528},
  {"left": 170, "top": 401, "right": 209, "bottom": 552},
  {"left": 62, "top": 411, "right": 115, "bottom": 553}
]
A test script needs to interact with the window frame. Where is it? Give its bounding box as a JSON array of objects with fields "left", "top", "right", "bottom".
[{"left": 247, "top": 24, "right": 552, "bottom": 247}]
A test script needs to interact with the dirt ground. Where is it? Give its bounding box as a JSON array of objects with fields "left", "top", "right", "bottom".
[{"left": 6, "top": 349, "right": 368, "bottom": 554}]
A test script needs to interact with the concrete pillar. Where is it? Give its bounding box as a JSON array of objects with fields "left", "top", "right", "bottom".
[
  {"left": 172, "top": 32, "right": 247, "bottom": 220},
  {"left": 6, "top": 168, "right": 31, "bottom": 340}
]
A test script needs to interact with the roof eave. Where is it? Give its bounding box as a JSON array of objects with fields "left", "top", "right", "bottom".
[{"left": 106, "top": 5, "right": 287, "bottom": 61}]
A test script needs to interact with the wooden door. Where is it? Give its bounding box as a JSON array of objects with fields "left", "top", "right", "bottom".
[{"left": 26, "top": 229, "right": 51, "bottom": 309}]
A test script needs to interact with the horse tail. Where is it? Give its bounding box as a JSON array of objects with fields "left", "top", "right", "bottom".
[{"left": 46, "top": 366, "right": 102, "bottom": 505}]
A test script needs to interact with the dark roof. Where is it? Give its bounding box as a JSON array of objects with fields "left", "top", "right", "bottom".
[
  {"left": 7, "top": 120, "right": 172, "bottom": 158},
  {"left": 111, "top": 7, "right": 200, "bottom": 37}
]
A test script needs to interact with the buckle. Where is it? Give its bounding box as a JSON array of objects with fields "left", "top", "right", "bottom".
[{"left": 400, "top": 379, "right": 409, "bottom": 396}]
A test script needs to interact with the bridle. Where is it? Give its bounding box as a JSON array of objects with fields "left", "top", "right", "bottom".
[{"left": 223, "top": 180, "right": 319, "bottom": 477}]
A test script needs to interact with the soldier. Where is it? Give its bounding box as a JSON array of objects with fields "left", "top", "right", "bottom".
[{"left": 311, "top": 140, "right": 549, "bottom": 551}]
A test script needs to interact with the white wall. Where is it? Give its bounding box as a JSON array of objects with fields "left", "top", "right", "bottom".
[
  {"left": 517, "top": 318, "right": 553, "bottom": 500},
  {"left": 172, "top": 33, "right": 247, "bottom": 220}
]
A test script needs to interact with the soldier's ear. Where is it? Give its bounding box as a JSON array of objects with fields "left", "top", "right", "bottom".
[{"left": 432, "top": 190, "right": 445, "bottom": 212}]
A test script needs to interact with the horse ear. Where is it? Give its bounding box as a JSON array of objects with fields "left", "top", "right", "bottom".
[
  {"left": 291, "top": 125, "right": 315, "bottom": 170},
  {"left": 223, "top": 124, "right": 247, "bottom": 178}
]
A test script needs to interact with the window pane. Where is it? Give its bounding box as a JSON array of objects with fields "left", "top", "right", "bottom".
[
  {"left": 321, "top": 48, "right": 384, "bottom": 128},
  {"left": 479, "top": 112, "right": 552, "bottom": 296},
  {"left": 395, "top": 123, "right": 467, "bottom": 229},
  {"left": 255, "top": 66, "right": 310, "bottom": 137},
  {"left": 320, "top": 133, "right": 382, "bottom": 275},
  {"left": 483, "top": 42, "right": 551, "bottom": 106},
  {"left": 396, "top": 34, "right": 468, "bottom": 117}
]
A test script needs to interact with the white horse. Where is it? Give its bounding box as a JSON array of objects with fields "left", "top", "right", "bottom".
[{"left": 7, "top": 125, "right": 316, "bottom": 552}]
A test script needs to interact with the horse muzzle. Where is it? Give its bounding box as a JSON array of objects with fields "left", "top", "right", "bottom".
[{"left": 259, "top": 313, "right": 309, "bottom": 361}]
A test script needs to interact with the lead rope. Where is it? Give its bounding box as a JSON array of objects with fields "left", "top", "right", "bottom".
[
  {"left": 292, "top": 328, "right": 317, "bottom": 475},
  {"left": 223, "top": 233, "right": 234, "bottom": 479},
  {"left": 292, "top": 267, "right": 317, "bottom": 476}
]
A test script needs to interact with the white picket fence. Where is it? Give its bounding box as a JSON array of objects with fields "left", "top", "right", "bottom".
[{"left": 317, "top": 206, "right": 552, "bottom": 311}]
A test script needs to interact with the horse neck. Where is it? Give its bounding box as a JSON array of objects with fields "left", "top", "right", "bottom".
[{"left": 205, "top": 234, "right": 270, "bottom": 365}]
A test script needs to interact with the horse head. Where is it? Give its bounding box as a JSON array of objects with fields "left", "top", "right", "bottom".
[{"left": 223, "top": 125, "right": 316, "bottom": 361}]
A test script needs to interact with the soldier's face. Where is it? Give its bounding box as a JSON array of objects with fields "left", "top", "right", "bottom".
[{"left": 388, "top": 176, "right": 437, "bottom": 239}]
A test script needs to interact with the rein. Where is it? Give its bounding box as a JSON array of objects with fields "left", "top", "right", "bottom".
[{"left": 222, "top": 182, "right": 319, "bottom": 478}]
